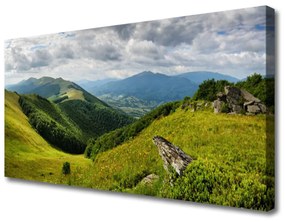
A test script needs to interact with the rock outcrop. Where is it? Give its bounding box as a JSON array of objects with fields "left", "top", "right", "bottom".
[
  {"left": 140, "top": 174, "right": 159, "bottom": 185},
  {"left": 152, "top": 136, "right": 192, "bottom": 175},
  {"left": 213, "top": 86, "right": 266, "bottom": 115}
]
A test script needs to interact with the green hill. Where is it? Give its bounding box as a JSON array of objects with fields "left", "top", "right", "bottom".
[
  {"left": 19, "top": 94, "right": 86, "bottom": 153},
  {"left": 6, "top": 76, "right": 134, "bottom": 145},
  {"left": 85, "top": 101, "right": 274, "bottom": 210},
  {"left": 6, "top": 76, "right": 108, "bottom": 104},
  {"left": 4, "top": 90, "right": 91, "bottom": 183},
  {"left": 18, "top": 92, "right": 133, "bottom": 153}
]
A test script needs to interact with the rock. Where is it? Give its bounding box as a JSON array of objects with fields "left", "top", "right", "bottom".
[
  {"left": 231, "top": 104, "right": 243, "bottom": 113},
  {"left": 153, "top": 136, "right": 192, "bottom": 176},
  {"left": 247, "top": 104, "right": 261, "bottom": 114},
  {"left": 225, "top": 86, "right": 243, "bottom": 109},
  {"left": 214, "top": 86, "right": 267, "bottom": 115},
  {"left": 244, "top": 101, "right": 255, "bottom": 106},
  {"left": 213, "top": 100, "right": 225, "bottom": 113},
  {"left": 258, "top": 103, "right": 267, "bottom": 113},
  {"left": 240, "top": 89, "right": 261, "bottom": 103},
  {"left": 140, "top": 174, "right": 159, "bottom": 185}
]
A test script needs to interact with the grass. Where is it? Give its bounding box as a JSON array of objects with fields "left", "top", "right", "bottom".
[
  {"left": 49, "top": 88, "right": 85, "bottom": 103},
  {"left": 5, "top": 90, "right": 91, "bottom": 184},
  {"left": 83, "top": 107, "right": 274, "bottom": 210},
  {"left": 5, "top": 90, "right": 274, "bottom": 210}
]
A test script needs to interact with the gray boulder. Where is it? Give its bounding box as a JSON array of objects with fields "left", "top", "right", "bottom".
[
  {"left": 214, "top": 86, "right": 266, "bottom": 115},
  {"left": 213, "top": 100, "right": 225, "bottom": 113},
  {"left": 153, "top": 136, "right": 192, "bottom": 175}
]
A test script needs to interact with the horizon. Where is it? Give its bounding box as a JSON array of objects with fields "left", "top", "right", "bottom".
[
  {"left": 5, "top": 70, "right": 247, "bottom": 86},
  {"left": 5, "top": 6, "right": 273, "bottom": 85}
]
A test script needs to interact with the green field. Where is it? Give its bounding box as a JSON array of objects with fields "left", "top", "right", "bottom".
[{"left": 5, "top": 90, "right": 274, "bottom": 210}]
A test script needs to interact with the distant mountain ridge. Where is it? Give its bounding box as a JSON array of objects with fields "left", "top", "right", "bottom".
[
  {"left": 76, "top": 78, "right": 118, "bottom": 92},
  {"left": 91, "top": 71, "right": 198, "bottom": 103},
  {"left": 7, "top": 71, "right": 240, "bottom": 118},
  {"left": 6, "top": 76, "right": 104, "bottom": 104},
  {"left": 177, "top": 71, "right": 239, "bottom": 84},
  {"left": 81, "top": 70, "right": 239, "bottom": 117}
]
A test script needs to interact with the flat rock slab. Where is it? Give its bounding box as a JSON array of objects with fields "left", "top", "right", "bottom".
[{"left": 153, "top": 136, "right": 192, "bottom": 176}]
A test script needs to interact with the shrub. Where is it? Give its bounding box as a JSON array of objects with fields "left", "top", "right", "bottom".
[
  {"left": 62, "top": 162, "right": 71, "bottom": 175},
  {"left": 161, "top": 160, "right": 274, "bottom": 211},
  {"left": 193, "top": 79, "right": 232, "bottom": 101}
]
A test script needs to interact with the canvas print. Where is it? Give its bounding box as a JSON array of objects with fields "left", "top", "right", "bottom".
[{"left": 4, "top": 6, "right": 275, "bottom": 211}]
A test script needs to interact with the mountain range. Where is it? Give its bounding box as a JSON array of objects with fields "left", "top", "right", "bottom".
[
  {"left": 7, "top": 76, "right": 104, "bottom": 104},
  {"left": 77, "top": 71, "right": 238, "bottom": 117},
  {"left": 177, "top": 71, "right": 239, "bottom": 84},
  {"left": 6, "top": 77, "right": 133, "bottom": 149},
  {"left": 90, "top": 71, "right": 198, "bottom": 102},
  {"left": 7, "top": 71, "right": 239, "bottom": 118}
]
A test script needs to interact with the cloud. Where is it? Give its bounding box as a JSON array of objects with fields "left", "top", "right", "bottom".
[
  {"left": 133, "top": 17, "right": 202, "bottom": 47},
  {"left": 113, "top": 24, "right": 136, "bottom": 40},
  {"left": 54, "top": 45, "right": 75, "bottom": 59},
  {"left": 31, "top": 49, "right": 52, "bottom": 68},
  {"left": 127, "top": 39, "right": 165, "bottom": 61},
  {"left": 4, "top": 6, "right": 269, "bottom": 84},
  {"left": 5, "top": 47, "right": 31, "bottom": 71}
]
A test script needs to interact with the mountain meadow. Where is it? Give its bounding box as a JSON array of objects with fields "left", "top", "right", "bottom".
[{"left": 5, "top": 73, "right": 274, "bottom": 211}]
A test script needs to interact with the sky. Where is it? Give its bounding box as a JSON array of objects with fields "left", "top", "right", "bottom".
[{"left": 4, "top": 6, "right": 274, "bottom": 85}]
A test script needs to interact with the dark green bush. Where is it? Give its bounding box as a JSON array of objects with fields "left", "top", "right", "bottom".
[
  {"left": 193, "top": 79, "right": 232, "bottom": 101},
  {"left": 62, "top": 162, "right": 71, "bottom": 175}
]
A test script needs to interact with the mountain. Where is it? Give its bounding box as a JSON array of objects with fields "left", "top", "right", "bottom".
[
  {"left": 6, "top": 77, "right": 133, "bottom": 145},
  {"left": 75, "top": 78, "right": 118, "bottom": 92},
  {"left": 6, "top": 76, "right": 104, "bottom": 104},
  {"left": 87, "top": 71, "right": 198, "bottom": 117},
  {"left": 91, "top": 71, "right": 198, "bottom": 102},
  {"left": 177, "top": 71, "right": 239, "bottom": 84}
]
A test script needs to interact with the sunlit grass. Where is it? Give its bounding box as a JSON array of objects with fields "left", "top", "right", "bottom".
[
  {"left": 5, "top": 91, "right": 91, "bottom": 185},
  {"left": 5, "top": 90, "right": 274, "bottom": 210}
]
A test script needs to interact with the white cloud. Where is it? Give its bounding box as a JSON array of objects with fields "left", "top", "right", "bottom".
[{"left": 4, "top": 6, "right": 270, "bottom": 84}]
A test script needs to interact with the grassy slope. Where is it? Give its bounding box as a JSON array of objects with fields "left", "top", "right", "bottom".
[
  {"left": 89, "top": 109, "right": 267, "bottom": 186},
  {"left": 5, "top": 91, "right": 274, "bottom": 209},
  {"left": 5, "top": 91, "right": 91, "bottom": 184},
  {"left": 86, "top": 107, "right": 274, "bottom": 209}
]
